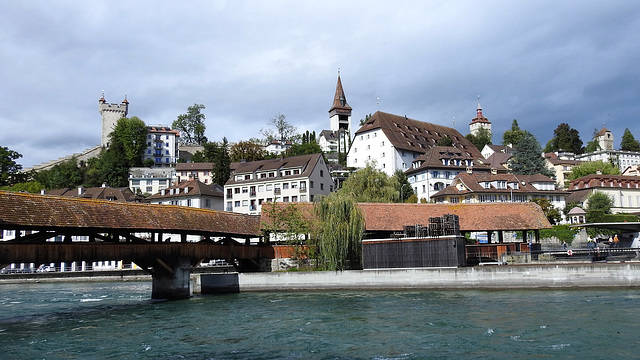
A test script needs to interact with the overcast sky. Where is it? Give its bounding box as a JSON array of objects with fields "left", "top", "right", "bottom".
[{"left": 2, "top": 1, "right": 639, "bottom": 168}]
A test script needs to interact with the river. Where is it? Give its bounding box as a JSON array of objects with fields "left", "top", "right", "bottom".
[{"left": 0, "top": 281, "right": 638, "bottom": 359}]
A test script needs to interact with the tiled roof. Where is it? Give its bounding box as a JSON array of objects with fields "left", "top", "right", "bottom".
[
  {"left": 261, "top": 202, "right": 551, "bottom": 232},
  {"left": 565, "top": 188, "right": 592, "bottom": 204},
  {"left": 596, "top": 127, "right": 610, "bottom": 137},
  {"left": 0, "top": 190, "right": 260, "bottom": 236},
  {"left": 147, "top": 179, "right": 223, "bottom": 199},
  {"left": 431, "top": 172, "right": 567, "bottom": 198},
  {"left": 406, "top": 146, "right": 490, "bottom": 175},
  {"left": 176, "top": 162, "right": 214, "bottom": 171},
  {"left": 569, "top": 174, "right": 640, "bottom": 190},
  {"left": 48, "top": 186, "right": 141, "bottom": 202},
  {"left": 226, "top": 153, "right": 324, "bottom": 186},
  {"left": 544, "top": 152, "right": 581, "bottom": 166},
  {"left": 479, "top": 152, "right": 512, "bottom": 170},
  {"left": 354, "top": 111, "right": 482, "bottom": 158}
]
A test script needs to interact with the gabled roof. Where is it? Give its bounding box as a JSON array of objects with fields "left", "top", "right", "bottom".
[
  {"left": 596, "top": 127, "right": 611, "bottom": 137},
  {"left": 478, "top": 152, "right": 512, "bottom": 170},
  {"left": 406, "top": 146, "right": 490, "bottom": 175},
  {"left": 147, "top": 179, "right": 223, "bottom": 199},
  {"left": 569, "top": 174, "right": 640, "bottom": 190},
  {"left": 319, "top": 130, "right": 338, "bottom": 140},
  {"left": 544, "top": 152, "right": 581, "bottom": 166},
  {"left": 225, "top": 153, "right": 327, "bottom": 186},
  {"left": 261, "top": 202, "right": 551, "bottom": 232},
  {"left": 355, "top": 111, "right": 482, "bottom": 157},
  {"left": 48, "top": 186, "right": 141, "bottom": 202}
]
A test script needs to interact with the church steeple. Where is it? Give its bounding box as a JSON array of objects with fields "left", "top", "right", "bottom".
[{"left": 329, "top": 72, "right": 352, "bottom": 133}]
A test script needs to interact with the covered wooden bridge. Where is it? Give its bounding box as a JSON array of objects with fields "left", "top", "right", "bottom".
[{"left": 0, "top": 191, "right": 270, "bottom": 299}]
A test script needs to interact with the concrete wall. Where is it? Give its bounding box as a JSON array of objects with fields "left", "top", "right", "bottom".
[{"left": 235, "top": 263, "right": 640, "bottom": 291}]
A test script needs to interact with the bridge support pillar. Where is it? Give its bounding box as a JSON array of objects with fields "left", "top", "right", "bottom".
[{"left": 151, "top": 256, "right": 192, "bottom": 300}]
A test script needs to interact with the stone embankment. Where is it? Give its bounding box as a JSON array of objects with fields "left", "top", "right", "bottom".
[{"left": 199, "top": 262, "right": 640, "bottom": 293}]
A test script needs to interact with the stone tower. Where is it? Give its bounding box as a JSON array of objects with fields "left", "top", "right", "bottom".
[
  {"left": 469, "top": 98, "right": 491, "bottom": 137},
  {"left": 99, "top": 94, "right": 129, "bottom": 147},
  {"left": 328, "top": 74, "right": 352, "bottom": 153},
  {"left": 596, "top": 127, "right": 614, "bottom": 151}
]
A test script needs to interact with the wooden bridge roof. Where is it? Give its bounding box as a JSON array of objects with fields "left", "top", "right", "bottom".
[
  {"left": 0, "top": 191, "right": 260, "bottom": 237},
  {"left": 261, "top": 202, "right": 551, "bottom": 232}
]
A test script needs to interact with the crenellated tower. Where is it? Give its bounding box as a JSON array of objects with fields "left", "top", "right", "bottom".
[{"left": 99, "top": 94, "right": 129, "bottom": 147}]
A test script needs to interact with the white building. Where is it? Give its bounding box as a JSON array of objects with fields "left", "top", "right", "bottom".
[
  {"left": 224, "top": 153, "right": 334, "bottom": 215},
  {"left": 567, "top": 174, "right": 640, "bottom": 214},
  {"left": 406, "top": 146, "right": 491, "bottom": 202},
  {"left": 144, "top": 126, "right": 180, "bottom": 167},
  {"left": 147, "top": 179, "right": 224, "bottom": 211},
  {"left": 469, "top": 100, "right": 491, "bottom": 137},
  {"left": 175, "top": 162, "right": 215, "bottom": 184},
  {"left": 347, "top": 111, "right": 482, "bottom": 176},
  {"left": 264, "top": 139, "right": 292, "bottom": 155},
  {"left": 129, "top": 167, "right": 175, "bottom": 195},
  {"left": 576, "top": 127, "right": 640, "bottom": 172}
]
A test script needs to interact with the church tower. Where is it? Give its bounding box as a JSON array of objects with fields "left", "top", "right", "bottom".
[
  {"left": 596, "top": 127, "right": 614, "bottom": 151},
  {"left": 328, "top": 73, "right": 352, "bottom": 154},
  {"left": 99, "top": 94, "right": 129, "bottom": 147},
  {"left": 469, "top": 97, "right": 491, "bottom": 137}
]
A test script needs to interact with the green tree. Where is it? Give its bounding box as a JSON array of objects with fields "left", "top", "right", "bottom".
[
  {"left": 110, "top": 116, "right": 148, "bottom": 167},
  {"left": 465, "top": 127, "right": 492, "bottom": 151},
  {"left": 544, "top": 123, "right": 583, "bottom": 154},
  {"left": 261, "top": 113, "right": 297, "bottom": 142},
  {"left": 0, "top": 146, "right": 25, "bottom": 186},
  {"left": 567, "top": 160, "right": 620, "bottom": 181},
  {"left": 230, "top": 140, "right": 267, "bottom": 162},
  {"left": 34, "top": 158, "right": 85, "bottom": 189},
  {"left": 509, "top": 131, "right": 555, "bottom": 177},
  {"left": 584, "top": 128, "right": 600, "bottom": 153},
  {"left": 0, "top": 180, "right": 45, "bottom": 193},
  {"left": 173, "top": 104, "right": 208, "bottom": 145},
  {"left": 530, "top": 198, "right": 562, "bottom": 225},
  {"left": 359, "top": 113, "right": 372, "bottom": 127},
  {"left": 620, "top": 128, "right": 640, "bottom": 151},
  {"left": 586, "top": 191, "right": 613, "bottom": 214},
  {"left": 284, "top": 142, "right": 323, "bottom": 157},
  {"left": 393, "top": 169, "right": 414, "bottom": 202},
  {"left": 192, "top": 138, "right": 231, "bottom": 186},
  {"left": 314, "top": 194, "right": 365, "bottom": 270},
  {"left": 436, "top": 135, "right": 453, "bottom": 147},
  {"left": 338, "top": 163, "right": 401, "bottom": 202},
  {"left": 502, "top": 119, "right": 526, "bottom": 147}
]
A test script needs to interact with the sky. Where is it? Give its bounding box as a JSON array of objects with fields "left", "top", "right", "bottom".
[{"left": 1, "top": 1, "right": 640, "bottom": 169}]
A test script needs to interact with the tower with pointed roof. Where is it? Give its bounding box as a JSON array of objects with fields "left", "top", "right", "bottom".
[
  {"left": 327, "top": 73, "right": 352, "bottom": 155},
  {"left": 99, "top": 94, "right": 129, "bottom": 147},
  {"left": 469, "top": 98, "right": 491, "bottom": 137}
]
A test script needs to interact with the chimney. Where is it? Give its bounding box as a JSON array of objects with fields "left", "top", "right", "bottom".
[
  {"left": 78, "top": 186, "right": 85, "bottom": 195},
  {"left": 40, "top": 189, "right": 46, "bottom": 195},
  {"left": 596, "top": 169, "right": 602, "bottom": 175},
  {"left": 466, "top": 167, "right": 473, "bottom": 174},
  {"left": 101, "top": 183, "right": 107, "bottom": 188},
  {"left": 491, "top": 168, "right": 497, "bottom": 175}
]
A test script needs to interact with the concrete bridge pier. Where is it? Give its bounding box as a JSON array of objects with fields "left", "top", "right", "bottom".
[{"left": 149, "top": 256, "right": 193, "bottom": 300}]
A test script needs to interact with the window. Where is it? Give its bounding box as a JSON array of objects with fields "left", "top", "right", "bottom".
[
  {"left": 293, "top": 169, "right": 300, "bottom": 175},
  {"left": 242, "top": 200, "right": 248, "bottom": 206},
  {"left": 283, "top": 196, "right": 289, "bottom": 202},
  {"left": 258, "top": 185, "right": 265, "bottom": 192},
  {"left": 382, "top": 152, "right": 385, "bottom": 158},
  {"left": 242, "top": 187, "right": 248, "bottom": 193},
  {"left": 285, "top": 170, "right": 291, "bottom": 176},
  {"left": 205, "top": 199, "right": 211, "bottom": 208},
  {"left": 132, "top": 180, "right": 140, "bottom": 185},
  {"left": 234, "top": 201, "right": 240, "bottom": 207},
  {"left": 310, "top": 181, "right": 314, "bottom": 188},
  {"left": 146, "top": 186, "right": 152, "bottom": 193},
  {"left": 320, "top": 170, "right": 324, "bottom": 177},
  {"left": 234, "top": 188, "right": 240, "bottom": 194},
  {"left": 320, "top": 183, "right": 324, "bottom": 190},
  {"left": 266, "top": 184, "right": 273, "bottom": 191},
  {"left": 292, "top": 196, "right": 298, "bottom": 202},
  {"left": 381, "top": 141, "right": 385, "bottom": 146},
  {"left": 450, "top": 197, "right": 459, "bottom": 204},
  {"left": 283, "top": 183, "right": 289, "bottom": 190}
]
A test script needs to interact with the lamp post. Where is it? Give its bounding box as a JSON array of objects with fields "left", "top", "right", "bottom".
[{"left": 400, "top": 183, "right": 411, "bottom": 203}]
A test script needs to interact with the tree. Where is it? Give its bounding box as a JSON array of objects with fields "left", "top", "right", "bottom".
[
  {"left": 230, "top": 140, "right": 267, "bottom": 162},
  {"left": 584, "top": 128, "right": 600, "bottom": 152},
  {"left": 620, "top": 128, "right": 640, "bottom": 151},
  {"left": 530, "top": 198, "right": 562, "bottom": 225},
  {"left": 502, "top": 119, "right": 526, "bottom": 147},
  {"left": 314, "top": 194, "right": 365, "bottom": 270},
  {"left": 338, "top": 163, "right": 401, "bottom": 202},
  {"left": 260, "top": 113, "right": 297, "bottom": 142},
  {"left": 0, "top": 180, "right": 44, "bottom": 193},
  {"left": 173, "top": 104, "right": 207, "bottom": 145},
  {"left": 544, "top": 123, "right": 583, "bottom": 154},
  {"left": 393, "top": 169, "right": 414, "bottom": 202},
  {"left": 465, "top": 127, "right": 492, "bottom": 151},
  {"left": 359, "top": 113, "right": 372, "bottom": 127},
  {"left": 192, "top": 138, "right": 231, "bottom": 186},
  {"left": 587, "top": 191, "right": 613, "bottom": 214},
  {"left": 284, "top": 142, "right": 323, "bottom": 158},
  {"left": 436, "top": 135, "right": 453, "bottom": 147},
  {"left": 34, "top": 157, "right": 85, "bottom": 189},
  {"left": 567, "top": 160, "right": 620, "bottom": 181},
  {"left": 109, "top": 116, "right": 148, "bottom": 167},
  {"left": 509, "top": 131, "right": 555, "bottom": 177},
  {"left": 0, "top": 146, "right": 25, "bottom": 186}
]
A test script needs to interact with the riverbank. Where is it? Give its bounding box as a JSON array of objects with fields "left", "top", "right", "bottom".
[{"left": 219, "top": 261, "right": 640, "bottom": 292}]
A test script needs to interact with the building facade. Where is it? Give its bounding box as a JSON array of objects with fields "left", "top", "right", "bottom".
[
  {"left": 567, "top": 174, "right": 640, "bottom": 214},
  {"left": 128, "top": 167, "right": 175, "bottom": 195},
  {"left": 406, "top": 146, "right": 491, "bottom": 202},
  {"left": 175, "top": 162, "right": 215, "bottom": 184},
  {"left": 544, "top": 152, "right": 582, "bottom": 189},
  {"left": 431, "top": 172, "right": 567, "bottom": 213},
  {"left": 224, "top": 154, "right": 334, "bottom": 215},
  {"left": 347, "top": 111, "right": 482, "bottom": 176},
  {"left": 144, "top": 126, "right": 180, "bottom": 167},
  {"left": 147, "top": 179, "right": 224, "bottom": 211}
]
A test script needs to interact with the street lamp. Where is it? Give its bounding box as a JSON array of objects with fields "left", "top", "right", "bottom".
[{"left": 400, "top": 183, "right": 412, "bottom": 203}]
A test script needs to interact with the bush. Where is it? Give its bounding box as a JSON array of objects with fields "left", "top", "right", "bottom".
[{"left": 539, "top": 225, "right": 579, "bottom": 244}]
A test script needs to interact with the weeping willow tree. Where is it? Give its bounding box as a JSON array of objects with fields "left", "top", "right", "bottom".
[{"left": 314, "top": 194, "right": 365, "bottom": 270}]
